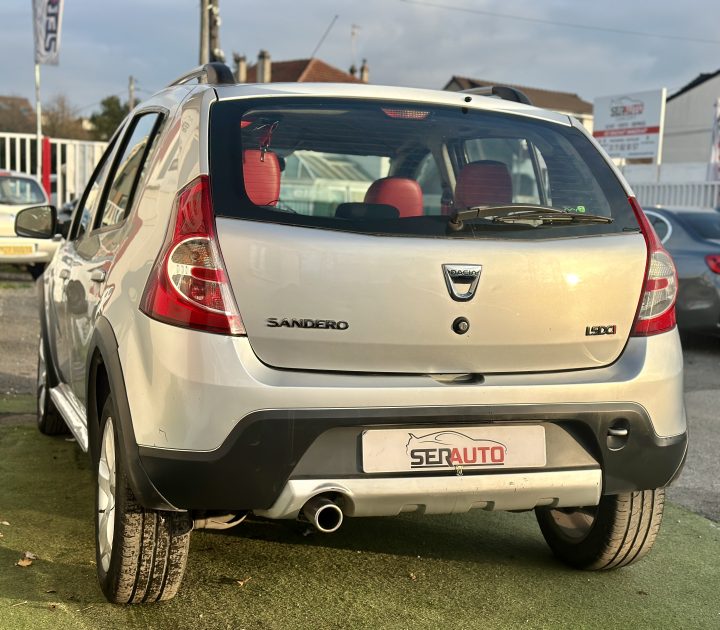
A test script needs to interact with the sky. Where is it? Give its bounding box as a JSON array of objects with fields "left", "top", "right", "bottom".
[{"left": 1, "top": 0, "right": 718, "bottom": 115}]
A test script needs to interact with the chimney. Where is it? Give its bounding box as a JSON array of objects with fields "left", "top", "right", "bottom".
[
  {"left": 359, "top": 59, "right": 369, "bottom": 83},
  {"left": 257, "top": 50, "right": 271, "bottom": 83},
  {"left": 233, "top": 52, "right": 247, "bottom": 83}
]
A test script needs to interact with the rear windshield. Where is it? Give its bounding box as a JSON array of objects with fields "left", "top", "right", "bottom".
[
  {"left": 681, "top": 212, "right": 720, "bottom": 240},
  {"left": 209, "top": 98, "right": 638, "bottom": 239},
  {"left": 0, "top": 175, "right": 45, "bottom": 205}
]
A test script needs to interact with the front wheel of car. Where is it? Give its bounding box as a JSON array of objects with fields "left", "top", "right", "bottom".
[
  {"left": 95, "top": 394, "right": 193, "bottom": 603},
  {"left": 28, "top": 264, "right": 45, "bottom": 280},
  {"left": 535, "top": 489, "right": 665, "bottom": 570},
  {"left": 37, "top": 336, "right": 67, "bottom": 435}
]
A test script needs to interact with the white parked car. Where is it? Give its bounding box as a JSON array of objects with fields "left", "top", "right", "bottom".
[{"left": 0, "top": 170, "right": 56, "bottom": 278}]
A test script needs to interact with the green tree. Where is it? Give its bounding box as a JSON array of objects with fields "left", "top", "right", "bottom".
[{"left": 89, "top": 96, "right": 129, "bottom": 141}]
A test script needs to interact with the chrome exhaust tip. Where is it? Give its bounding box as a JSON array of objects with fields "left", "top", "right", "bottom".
[{"left": 302, "top": 496, "right": 344, "bottom": 533}]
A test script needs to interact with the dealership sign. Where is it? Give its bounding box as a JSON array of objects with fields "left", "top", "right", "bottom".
[{"left": 593, "top": 89, "right": 667, "bottom": 162}]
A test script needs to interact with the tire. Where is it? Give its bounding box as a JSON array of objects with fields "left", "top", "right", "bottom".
[
  {"left": 535, "top": 489, "right": 665, "bottom": 570},
  {"left": 36, "top": 336, "right": 67, "bottom": 435},
  {"left": 95, "top": 394, "right": 192, "bottom": 603},
  {"left": 28, "top": 264, "right": 45, "bottom": 280}
]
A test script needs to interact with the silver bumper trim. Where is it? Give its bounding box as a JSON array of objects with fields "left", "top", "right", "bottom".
[{"left": 254, "top": 468, "right": 602, "bottom": 519}]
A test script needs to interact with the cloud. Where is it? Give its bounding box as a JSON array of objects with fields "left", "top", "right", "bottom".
[{"left": 0, "top": 0, "right": 717, "bottom": 113}]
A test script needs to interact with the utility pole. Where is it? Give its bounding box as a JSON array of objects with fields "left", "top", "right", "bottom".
[
  {"left": 128, "top": 76, "right": 136, "bottom": 111},
  {"left": 208, "top": 0, "right": 224, "bottom": 63},
  {"left": 199, "top": 0, "right": 210, "bottom": 64}
]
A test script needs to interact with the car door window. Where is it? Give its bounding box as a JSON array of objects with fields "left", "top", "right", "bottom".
[
  {"left": 645, "top": 211, "right": 672, "bottom": 244},
  {"left": 69, "top": 136, "right": 119, "bottom": 241},
  {"left": 95, "top": 113, "right": 162, "bottom": 230}
]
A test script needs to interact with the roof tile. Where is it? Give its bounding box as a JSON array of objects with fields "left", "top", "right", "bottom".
[{"left": 245, "top": 58, "right": 363, "bottom": 84}]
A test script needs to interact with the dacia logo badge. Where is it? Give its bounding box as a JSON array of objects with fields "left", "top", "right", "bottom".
[{"left": 442, "top": 264, "right": 482, "bottom": 301}]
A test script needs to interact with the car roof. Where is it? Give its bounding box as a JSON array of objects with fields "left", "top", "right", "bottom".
[
  {"left": 210, "top": 82, "right": 573, "bottom": 127},
  {"left": 0, "top": 170, "right": 41, "bottom": 182},
  {"left": 647, "top": 206, "right": 719, "bottom": 215}
]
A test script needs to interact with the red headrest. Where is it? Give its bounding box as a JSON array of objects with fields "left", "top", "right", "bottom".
[
  {"left": 455, "top": 160, "right": 512, "bottom": 208},
  {"left": 364, "top": 177, "right": 423, "bottom": 218},
  {"left": 243, "top": 149, "right": 280, "bottom": 206}
]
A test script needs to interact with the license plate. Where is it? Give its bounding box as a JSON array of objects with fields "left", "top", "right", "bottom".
[
  {"left": 0, "top": 245, "right": 34, "bottom": 256},
  {"left": 362, "top": 425, "right": 546, "bottom": 473}
]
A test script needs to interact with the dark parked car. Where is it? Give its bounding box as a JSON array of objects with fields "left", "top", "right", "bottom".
[
  {"left": 57, "top": 198, "right": 77, "bottom": 237},
  {"left": 644, "top": 207, "right": 720, "bottom": 334}
]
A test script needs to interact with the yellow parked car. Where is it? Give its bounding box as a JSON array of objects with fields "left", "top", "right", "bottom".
[{"left": 0, "top": 170, "right": 57, "bottom": 278}]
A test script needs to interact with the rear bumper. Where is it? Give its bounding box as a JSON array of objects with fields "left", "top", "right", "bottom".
[
  {"left": 117, "top": 320, "right": 686, "bottom": 513},
  {"left": 0, "top": 236, "right": 58, "bottom": 264},
  {"left": 137, "top": 403, "right": 688, "bottom": 513}
]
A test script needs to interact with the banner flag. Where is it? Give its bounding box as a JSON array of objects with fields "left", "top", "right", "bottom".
[{"left": 33, "top": 0, "right": 64, "bottom": 65}]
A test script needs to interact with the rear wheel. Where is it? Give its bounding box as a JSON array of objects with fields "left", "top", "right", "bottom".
[
  {"left": 535, "top": 489, "right": 665, "bottom": 570},
  {"left": 36, "top": 337, "right": 67, "bottom": 435},
  {"left": 95, "top": 395, "right": 192, "bottom": 603}
]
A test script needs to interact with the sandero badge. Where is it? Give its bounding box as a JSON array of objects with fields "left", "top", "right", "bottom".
[
  {"left": 406, "top": 430, "right": 507, "bottom": 469},
  {"left": 267, "top": 317, "right": 349, "bottom": 330}
]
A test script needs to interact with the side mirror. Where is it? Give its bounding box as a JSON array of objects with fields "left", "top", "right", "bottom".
[{"left": 14, "top": 205, "right": 57, "bottom": 239}]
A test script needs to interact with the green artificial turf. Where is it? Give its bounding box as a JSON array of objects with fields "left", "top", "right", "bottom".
[{"left": 0, "top": 394, "right": 35, "bottom": 415}]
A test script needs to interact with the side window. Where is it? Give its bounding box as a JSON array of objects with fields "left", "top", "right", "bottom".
[
  {"left": 464, "top": 138, "right": 542, "bottom": 204},
  {"left": 645, "top": 212, "right": 671, "bottom": 243},
  {"left": 70, "top": 137, "right": 118, "bottom": 241},
  {"left": 415, "top": 153, "right": 443, "bottom": 215},
  {"left": 95, "top": 113, "right": 162, "bottom": 230}
]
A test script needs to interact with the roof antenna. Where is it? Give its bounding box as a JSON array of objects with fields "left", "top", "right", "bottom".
[
  {"left": 349, "top": 24, "right": 361, "bottom": 75},
  {"left": 310, "top": 14, "right": 339, "bottom": 59}
]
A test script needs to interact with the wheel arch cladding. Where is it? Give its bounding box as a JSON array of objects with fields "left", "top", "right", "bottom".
[{"left": 86, "top": 316, "right": 182, "bottom": 512}]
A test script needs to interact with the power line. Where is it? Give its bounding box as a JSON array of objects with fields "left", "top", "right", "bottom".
[
  {"left": 399, "top": 0, "right": 720, "bottom": 45},
  {"left": 71, "top": 91, "right": 127, "bottom": 115}
]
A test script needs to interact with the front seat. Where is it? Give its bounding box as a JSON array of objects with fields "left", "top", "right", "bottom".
[{"left": 364, "top": 176, "right": 424, "bottom": 218}]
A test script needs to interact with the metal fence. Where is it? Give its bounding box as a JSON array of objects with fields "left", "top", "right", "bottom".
[
  {"left": 0, "top": 132, "right": 107, "bottom": 206},
  {"left": 630, "top": 181, "right": 720, "bottom": 209}
]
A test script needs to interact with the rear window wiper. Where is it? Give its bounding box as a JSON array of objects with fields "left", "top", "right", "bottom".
[{"left": 448, "top": 205, "right": 613, "bottom": 230}]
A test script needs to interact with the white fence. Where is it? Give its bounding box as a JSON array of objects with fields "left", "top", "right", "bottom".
[
  {"left": 630, "top": 181, "right": 720, "bottom": 209},
  {"left": 0, "top": 132, "right": 107, "bottom": 206}
]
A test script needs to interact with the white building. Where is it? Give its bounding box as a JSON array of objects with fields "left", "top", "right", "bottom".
[{"left": 663, "top": 69, "right": 720, "bottom": 164}]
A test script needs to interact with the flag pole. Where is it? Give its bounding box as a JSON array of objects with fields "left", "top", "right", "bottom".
[{"left": 35, "top": 62, "right": 42, "bottom": 181}]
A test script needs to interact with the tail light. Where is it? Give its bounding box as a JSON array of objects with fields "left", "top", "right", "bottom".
[
  {"left": 140, "top": 176, "right": 245, "bottom": 335},
  {"left": 629, "top": 197, "right": 677, "bottom": 336},
  {"left": 705, "top": 255, "right": 720, "bottom": 274}
]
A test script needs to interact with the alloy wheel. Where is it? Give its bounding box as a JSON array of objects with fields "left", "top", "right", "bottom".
[{"left": 97, "top": 417, "right": 117, "bottom": 573}]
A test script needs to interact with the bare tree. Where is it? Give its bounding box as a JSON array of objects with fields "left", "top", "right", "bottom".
[{"left": 43, "top": 95, "right": 90, "bottom": 140}]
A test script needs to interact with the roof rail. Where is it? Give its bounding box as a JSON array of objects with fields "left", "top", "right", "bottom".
[
  {"left": 168, "top": 62, "right": 235, "bottom": 88},
  {"left": 461, "top": 85, "right": 533, "bottom": 106}
]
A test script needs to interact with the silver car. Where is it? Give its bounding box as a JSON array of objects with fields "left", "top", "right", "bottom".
[{"left": 18, "top": 63, "right": 687, "bottom": 603}]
